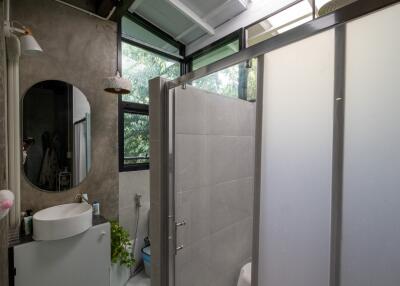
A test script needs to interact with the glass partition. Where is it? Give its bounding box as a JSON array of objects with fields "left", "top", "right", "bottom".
[
  {"left": 341, "top": 4, "right": 400, "bottom": 286},
  {"left": 247, "top": 0, "right": 313, "bottom": 47},
  {"left": 259, "top": 29, "right": 335, "bottom": 286},
  {"left": 246, "top": 0, "right": 361, "bottom": 47},
  {"left": 191, "top": 58, "right": 258, "bottom": 101}
]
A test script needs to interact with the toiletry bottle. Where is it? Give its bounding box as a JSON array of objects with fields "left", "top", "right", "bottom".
[
  {"left": 93, "top": 201, "right": 100, "bottom": 216},
  {"left": 82, "top": 193, "right": 89, "bottom": 203},
  {"left": 24, "top": 210, "right": 33, "bottom": 235}
]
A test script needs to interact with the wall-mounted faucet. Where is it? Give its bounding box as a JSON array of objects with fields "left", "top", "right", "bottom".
[
  {"left": 134, "top": 194, "right": 142, "bottom": 208},
  {"left": 75, "top": 193, "right": 89, "bottom": 204}
]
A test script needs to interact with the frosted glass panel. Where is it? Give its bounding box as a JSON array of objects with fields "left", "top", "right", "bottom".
[
  {"left": 259, "top": 30, "right": 334, "bottom": 286},
  {"left": 341, "top": 4, "right": 400, "bottom": 286}
]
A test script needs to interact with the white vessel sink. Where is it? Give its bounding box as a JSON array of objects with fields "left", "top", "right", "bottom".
[{"left": 33, "top": 203, "right": 92, "bottom": 241}]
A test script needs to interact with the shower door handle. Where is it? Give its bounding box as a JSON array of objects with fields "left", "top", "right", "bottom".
[
  {"left": 175, "top": 220, "right": 186, "bottom": 227},
  {"left": 174, "top": 220, "right": 186, "bottom": 254}
]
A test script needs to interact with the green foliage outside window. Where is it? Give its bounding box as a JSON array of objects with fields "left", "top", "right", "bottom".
[
  {"left": 121, "top": 43, "right": 180, "bottom": 104},
  {"left": 124, "top": 113, "right": 149, "bottom": 165},
  {"left": 121, "top": 42, "right": 180, "bottom": 166},
  {"left": 192, "top": 58, "right": 257, "bottom": 100}
]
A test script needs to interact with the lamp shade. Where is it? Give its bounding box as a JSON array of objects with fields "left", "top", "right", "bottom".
[
  {"left": 103, "top": 72, "right": 132, "bottom": 94},
  {"left": 20, "top": 34, "right": 43, "bottom": 56}
]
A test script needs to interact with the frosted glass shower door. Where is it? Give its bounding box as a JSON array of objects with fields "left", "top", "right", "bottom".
[
  {"left": 341, "top": 4, "right": 400, "bottom": 286},
  {"left": 258, "top": 30, "right": 335, "bottom": 286}
]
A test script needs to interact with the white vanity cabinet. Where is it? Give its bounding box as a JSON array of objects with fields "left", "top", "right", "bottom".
[{"left": 12, "top": 222, "right": 111, "bottom": 286}]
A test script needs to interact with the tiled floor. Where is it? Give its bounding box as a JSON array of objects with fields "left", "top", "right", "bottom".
[{"left": 126, "top": 271, "right": 151, "bottom": 286}]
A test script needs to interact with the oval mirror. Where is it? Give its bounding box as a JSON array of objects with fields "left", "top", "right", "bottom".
[{"left": 22, "top": 80, "right": 91, "bottom": 192}]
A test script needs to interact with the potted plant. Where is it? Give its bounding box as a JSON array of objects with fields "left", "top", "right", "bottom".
[{"left": 110, "top": 221, "right": 135, "bottom": 286}]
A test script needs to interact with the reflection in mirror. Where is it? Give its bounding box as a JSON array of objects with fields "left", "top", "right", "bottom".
[{"left": 22, "top": 80, "right": 91, "bottom": 192}]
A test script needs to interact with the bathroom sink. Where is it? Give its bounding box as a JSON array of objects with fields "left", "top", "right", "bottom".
[{"left": 33, "top": 203, "right": 92, "bottom": 241}]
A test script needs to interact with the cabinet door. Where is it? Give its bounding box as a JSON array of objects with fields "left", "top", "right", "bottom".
[
  {"left": 341, "top": 4, "right": 400, "bottom": 286},
  {"left": 14, "top": 223, "right": 111, "bottom": 286}
]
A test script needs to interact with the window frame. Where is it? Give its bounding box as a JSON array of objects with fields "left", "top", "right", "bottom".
[
  {"left": 186, "top": 29, "right": 245, "bottom": 72},
  {"left": 119, "top": 101, "right": 150, "bottom": 171},
  {"left": 118, "top": 13, "right": 185, "bottom": 172}
]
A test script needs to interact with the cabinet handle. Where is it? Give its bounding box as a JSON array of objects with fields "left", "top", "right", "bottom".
[{"left": 176, "top": 245, "right": 184, "bottom": 251}]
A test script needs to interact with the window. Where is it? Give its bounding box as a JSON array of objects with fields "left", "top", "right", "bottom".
[
  {"left": 191, "top": 59, "right": 258, "bottom": 101},
  {"left": 121, "top": 43, "right": 181, "bottom": 104},
  {"left": 192, "top": 39, "right": 240, "bottom": 70},
  {"left": 188, "top": 31, "right": 257, "bottom": 101},
  {"left": 246, "top": 0, "right": 314, "bottom": 47},
  {"left": 119, "top": 15, "right": 183, "bottom": 171}
]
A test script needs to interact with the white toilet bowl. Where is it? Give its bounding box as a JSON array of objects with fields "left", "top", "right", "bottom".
[{"left": 237, "top": 262, "right": 251, "bottom": 286}]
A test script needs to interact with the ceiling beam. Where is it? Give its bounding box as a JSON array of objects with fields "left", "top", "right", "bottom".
[
  {"left": 175, "top": 0, "right": 232, "bottom": 41},
  {"left": 129, "top": 0, "right": 145, "bottom": 12},
  {"left": 111, "top": 0, "right": 136, "bottom": 21},
  {"left": 166, "top": 0, "right": 215, "bottom": 35}
]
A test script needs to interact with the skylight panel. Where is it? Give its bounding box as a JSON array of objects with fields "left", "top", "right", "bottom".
[{"left": 267, "top": 1, "right": 312, "bottom": 30}]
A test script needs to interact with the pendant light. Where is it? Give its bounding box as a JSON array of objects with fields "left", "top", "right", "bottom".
[{"left": 103, "top": 71, "right": 132, "bottom": 94}]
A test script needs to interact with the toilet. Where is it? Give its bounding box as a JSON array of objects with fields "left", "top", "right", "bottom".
[{"left": 237, "top": 262, "right": 251, "bottom": 286}]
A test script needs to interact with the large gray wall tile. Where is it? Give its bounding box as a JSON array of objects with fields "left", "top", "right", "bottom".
[
  {"left": 209, "top": 217, "right": 253, "bottom": 286},
  {"left": 176, "top": 237, "right": 211, "bottom": 286},
  {"left": 176, "top": 186, "right": 211, "bottom": 246},
  {"left": 206, "top": 135, "right": 254, "bottom": 185},
  {"left": 174, "top": 86, "right": 256, "bottom": 286},
  {"left": 206, "top": 92, "right": 255, "bottom": 136},
  {"left": 175, "top": 134, "right": 207, "bottom": 192},
  {"left": 210, "top": 177, "right": 254, "bottom": 233},
  {"left": 175, "top": 87, "right": 207, "bottom": 135}
]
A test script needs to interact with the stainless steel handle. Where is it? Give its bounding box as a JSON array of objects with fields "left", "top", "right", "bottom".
[
  {"left": 174, "top": 220, "right": 186, "bottom": 254},
  {"left": 175, "top": 220, "right": 186, "bottom": 227}
]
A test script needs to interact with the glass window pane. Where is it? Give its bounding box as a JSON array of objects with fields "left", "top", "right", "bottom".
[
  {"left": 192, "top": 64, "right": 240, "bottom": 98},
  {"left": 192, "top": 40, "right": 240, "bottom": 70},
  {"left": 121, "top": 42, "right": 180, "bottom": 104},
  {"left": 246, "top": 0, "right": 313, "bottom": 47},
  {"left": 124, "top": 113, "right": 149, "bottom": 165},
  {"left": 191, "top": 58, "right": 257, "bottom": 101},
  {"left": 246, "top": 58, "right": 258, "bottom": 101},
  {"left": 121, "top": 16, "right": 180, "bottom": 56}
]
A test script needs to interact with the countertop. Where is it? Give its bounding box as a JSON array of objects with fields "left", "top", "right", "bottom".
[{"left": 8, "top": 215, "right": 108, "bottom": 248}]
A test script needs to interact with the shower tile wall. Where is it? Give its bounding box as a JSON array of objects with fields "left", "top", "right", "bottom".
[{"left": 174, "top": 86, "right": 255, "bottom": 286}]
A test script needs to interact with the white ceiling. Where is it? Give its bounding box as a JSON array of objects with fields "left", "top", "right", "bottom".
[{"left": 129, "top": 0, "right": 248, "bottom": 50}]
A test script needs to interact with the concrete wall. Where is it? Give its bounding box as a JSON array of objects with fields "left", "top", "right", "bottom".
[
  {"left": 0, "top": 0, "right": 9, "bottom": 283},
  {"left": 11, "top": 0, "right": 119, "bottom": 220}
]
